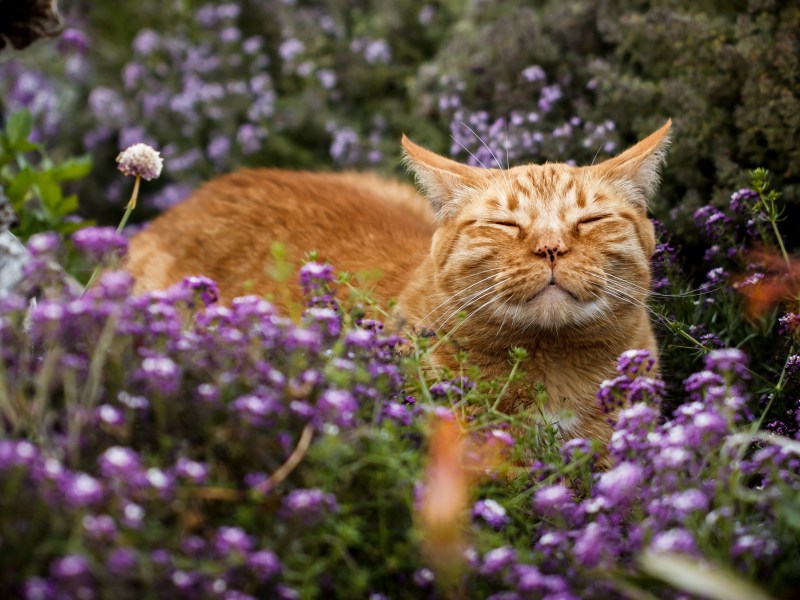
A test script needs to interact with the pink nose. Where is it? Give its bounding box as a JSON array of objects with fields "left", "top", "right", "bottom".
[{"left": 534, "top": 238, "right": 568, "bottom": 264}]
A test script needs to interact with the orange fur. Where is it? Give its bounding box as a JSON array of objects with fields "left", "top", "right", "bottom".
[{"left": 126, "top": 121, "right": 672, "bottom": 455}]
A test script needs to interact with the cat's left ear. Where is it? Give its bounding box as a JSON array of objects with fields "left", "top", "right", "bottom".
[
  {"left": 593, "top": 119, "right": 672, "bottom": 207},
  {"left": 401, "top": 135, "right": 483, "bottom": 220}
]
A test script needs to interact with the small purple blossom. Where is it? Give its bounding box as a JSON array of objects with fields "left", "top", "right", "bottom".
[
  {"left": 248, "top": 550, "right": 282, "bottom": 581},
  {"left": 596, "top": 462, "right": 643, "bottom": 506},
  {"left": 650, "top": 528, "right": 698, "bottom": 555},
  {"left": 317, "top": 389, "right": 358, "bottom": 427},
  {"left": 61, "top": 472, "right": 105, "bottom": 507},
  {"left": 533, "top": 484, "right": 572, "bottom": 517},
  {"left": 473, "top": 499, "right": 509, "bottom": 529},
  {"left": 72, "top": 226, "right": 128, "bottom": 262},
  {"left": 51, "top": 554, "right": 91, "bottom": 580},
  {"left": 138, "top": 354, "right": 181, "bottom": 395},
  {"left": 282, "top": 488, "right": 337, "bottom": 522},
  {"left": 99, "top": 446, "right": 141, "bottom": 478},
  {"left": 481, "top": 546, "right": 517, "bottom": 576},
  {"left": 215, "top": 526, "right": 252, "bottom": 555}
]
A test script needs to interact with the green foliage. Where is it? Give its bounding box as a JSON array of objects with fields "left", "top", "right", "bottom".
[{"left": 0, "top": 110, "right": 92, "bottom": 240}]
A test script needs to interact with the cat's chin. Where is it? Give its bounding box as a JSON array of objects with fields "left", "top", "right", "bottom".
[
  {"left": 512, "top": 284, "right": 608, "bottom": 330},
  {"left": 526, "top": 283, "right": 578, "bottom": 303}
]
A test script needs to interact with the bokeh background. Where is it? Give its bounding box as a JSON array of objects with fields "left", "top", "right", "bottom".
[{"left": 2, "top": 0, "right": 798, "bottom": 249}]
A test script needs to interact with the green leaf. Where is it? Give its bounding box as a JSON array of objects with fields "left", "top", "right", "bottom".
[
  {"left": 32, "top": 174, "right": 62, "bottom": 215},
  {"left": 50, "top": 156, "right": 92, "bottom": 182},
  {"left": 5, "top": 167, "right": 36, "bottom": 207},
  {"left": 5, "top": 111, "right": 34, "bottom": 151},
  {"left": 54, "top": 194, "right": 79, "bottom": 219}
]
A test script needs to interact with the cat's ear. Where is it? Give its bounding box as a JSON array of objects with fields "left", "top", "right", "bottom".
[
  {"left": 401, "top": 135, "right": 482, "bottom": 219},
  {"left": 594, "top": 119, "right": 672, "bottom": 206}
]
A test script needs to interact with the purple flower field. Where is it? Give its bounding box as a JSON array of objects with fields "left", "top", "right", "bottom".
[{"left": 2, "top": 1, "right": 800, "bottom": 598}]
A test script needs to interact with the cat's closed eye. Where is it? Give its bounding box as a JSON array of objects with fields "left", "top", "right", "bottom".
[
  {"left": 576, "top": 214, "right": 611, "bottom": 230},
  {"left": 488, "top": 220, "right": 520, "bottom": 230}
]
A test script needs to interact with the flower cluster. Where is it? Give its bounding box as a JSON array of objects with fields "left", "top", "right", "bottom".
[{"left": 0, "top": 237, "right": 414, "bottom": 598}]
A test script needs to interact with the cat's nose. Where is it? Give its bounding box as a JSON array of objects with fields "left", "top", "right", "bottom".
[{"left": 533, "top": 238, "right": 568, "bottom": 265}]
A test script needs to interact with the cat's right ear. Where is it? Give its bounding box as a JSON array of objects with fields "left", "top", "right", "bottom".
[{"left": 401, "top": 135, "right": 481, "bottom": 220}]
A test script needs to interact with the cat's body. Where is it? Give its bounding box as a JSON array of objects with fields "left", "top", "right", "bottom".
[
  {"left": 126, "top": 122, "right": 671, "bottom": 453},
  {"left": 128, "top": 170, "right": 436, "bottom": 303}
]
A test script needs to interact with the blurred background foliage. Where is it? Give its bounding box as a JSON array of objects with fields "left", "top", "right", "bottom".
[{"left": 0, "top": 0, "right": 797, "bottom": 250}]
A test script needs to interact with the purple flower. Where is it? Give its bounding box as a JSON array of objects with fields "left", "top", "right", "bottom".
[
  {"left": 215, "top": 526, "right": 252, "bottom": 555},
  {"left": 533, "top": 484, "right": 572, "bottom": 517},
  {"left": 95, "top": 270, "right": 135, "bottom": 300},
  {"left": 596, "top": 462, "right": 643, "bottom": 506},
  {"left": 51, "top": 554, "right": 90, "bottom": 580},
  {"left": 693, "top": 205, "right": 732, "bottom": 240},
  {"left": 99, "top": 446, "right": 141, "bottom": 479},
  {"left": 650, "top": 528, "right": 697, "bottom": 554},
  {"left": 730, "top": 188, "right": 758, "bottom": 215},
  {"left": 0, "top": 440, "right": 39, "bottom": 469},
  {"left": 299, "top": 262, "right": 335, "bottom": 294},
  {"left": 382, "top": 401, "right": 413, "bottom": 426},
  {"left": 121, "top": 502, "right": 145, "bottom": 529},
  {"left": 412, "top": 568, "right": 435, "bottom": 588},
  {"left": 22, "top": 577, "right": 54, "bottom": 600},
  {"left": 667, "top": 489, "right": 709, "bottom": 516},
  {"left": 472, "top": 499, "right": 509, "bottom": 529},
  {"left": 61, "top": 472, "right": 104, "bottom": 507},
  {"left": 132, "top": 29, "right": 159, "bottom": 55},
  {"left": 174, "top": 457, "right": 209, "bottom": 484},
  {"left": 248, "top": 550, "right": 282, "bottom": 581},
  {"left": 106, "top": 548, "right": 137, "bottom": 576},
  {"left": 522, "top": 65, "right": 546, "bottom": 82},
  {"left": 145, "top": 467, "right": 175, "bottom": 497},
  {"left": 181, "top": 275, "right": 219, "bottom": 305},
  {"left": 96, "top": 404, "right": 124, "bottom": 427},
  {"left": 572, "top": 522, "right": 608, "bottom": 567},
  {"left": 317, "top": 389, "right": 358, "bottom": 427},
  {"left": 481, "top": 546, "right": 517, "bottom": 576},
  {"left": 138, "top": 354, "right": 181, "bottom": 395},
  {"left": 27, "top": 232, "right": 60, "bottom": 257},
  {"left": 233, "top": 392, "right": 281, "bottom": 425},
  {"left": 705, "top": 348, "right": 749, "bottom": 379},
  {"left": 282, "top": 488, "right": 337, "bottom": 522},
  {"left": 72, "top": 227, "right": 128, "bottom": 262},
  {"left": 82, "top": 514, "right": 117, "bottom": 540}
]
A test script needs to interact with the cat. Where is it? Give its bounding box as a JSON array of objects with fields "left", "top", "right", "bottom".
[{"left": 126, "top": 120, "right": 671, "bottom": 455}]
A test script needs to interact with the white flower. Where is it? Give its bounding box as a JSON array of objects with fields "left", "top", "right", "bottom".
[{"left": 116, "top": 143, "right": 164, "bottom": 180}]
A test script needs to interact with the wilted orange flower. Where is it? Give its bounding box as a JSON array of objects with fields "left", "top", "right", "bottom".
[
  {"left": 417, "top": 415, "right": 505, "bottom": 589},
  {"left": 734, "top": 248, "right": 800, "bottom": 318}
]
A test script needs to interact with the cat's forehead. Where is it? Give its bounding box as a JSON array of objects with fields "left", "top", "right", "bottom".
[{"left": 469, "top": 164, "right": 614, "bottom": 221}]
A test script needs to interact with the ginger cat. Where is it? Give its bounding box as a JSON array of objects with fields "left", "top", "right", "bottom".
[{"left": 126, "top": 121, "right": 671, "bottom": 453}]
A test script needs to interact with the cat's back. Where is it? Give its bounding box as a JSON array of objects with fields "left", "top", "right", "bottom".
[{"left": 126, "top": 169, "right": 435, "bottom": 303}]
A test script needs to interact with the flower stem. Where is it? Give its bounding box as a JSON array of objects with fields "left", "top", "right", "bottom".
[
  {"left": 116, "top": 175, "right": 141, "bottom": 233},
  {"left": 84, "top": 176, "right": 140, "bottom": 292}
]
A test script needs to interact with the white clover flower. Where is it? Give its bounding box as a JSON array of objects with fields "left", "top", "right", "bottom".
[{"left": 116, "top": 143, "right": 164, "bottom": 180}]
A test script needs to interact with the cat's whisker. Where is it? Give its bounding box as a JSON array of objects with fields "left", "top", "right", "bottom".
[
  {"left": 458, "top": 121, "right": 514, "bottom": 197},
  {"left": 489, "top": 296, "right": 513, "bottom": 347},
  {"left": 504, "top": 116, "right": 511, "bottom": 172},
  {"left": 416, "top": 267, "right": 505, "bottom": 327},
  {"left": 429, "top": 279, "right": 508, "bottom": 332},
  {"left": 449, "top": 135, "right": 507, "bottom": 193},
  {"left": 574, "top": 267, "right": 727, "bottom": 299},
  {"left": 595, "top": 282, "right": 673, "bottom": 329},
  {"left": 431, "top": 284, "right": 509, "bottom": 352},
  {"left": 604, "top": 271, "right": 728, "bottom": 299}
]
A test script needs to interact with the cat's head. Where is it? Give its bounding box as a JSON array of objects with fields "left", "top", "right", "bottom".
[{"left": 402, "top": 121, "right": 671, "bottom": 336}]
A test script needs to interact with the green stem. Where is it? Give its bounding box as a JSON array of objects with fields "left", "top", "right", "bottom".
[
  {"left": 83, "top": 176, "right": 140, "bottom": 292},
  {"left": 770, "top": 218, "right": 792, "bottom": 272}
]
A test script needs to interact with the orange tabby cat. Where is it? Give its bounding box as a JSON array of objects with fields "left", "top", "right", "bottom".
[{"left": 126, "top": 120, "right": 671, "bottom": 453}]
